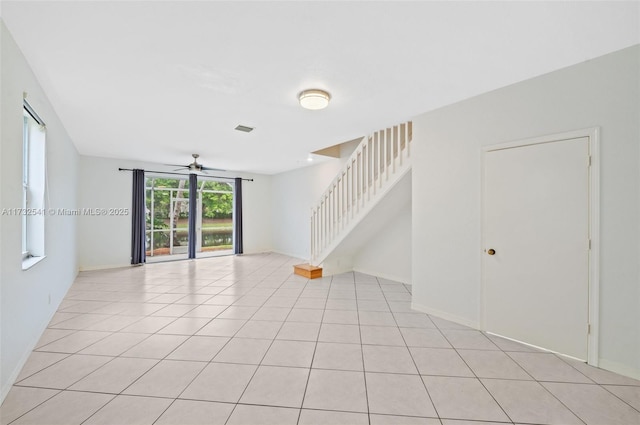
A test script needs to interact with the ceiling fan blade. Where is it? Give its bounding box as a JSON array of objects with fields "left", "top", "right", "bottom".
[{"left": 200, "top": 166, "right": 226, "bottom": 172}]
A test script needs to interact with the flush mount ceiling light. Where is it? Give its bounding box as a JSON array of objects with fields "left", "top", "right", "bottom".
[{"left": 298, "top": 89, "right": 331, "bottom": 110}]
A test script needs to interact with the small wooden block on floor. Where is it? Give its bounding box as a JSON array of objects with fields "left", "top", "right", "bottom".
[{"left": 293, "top": 264, "right": 323, "bottom": 279}]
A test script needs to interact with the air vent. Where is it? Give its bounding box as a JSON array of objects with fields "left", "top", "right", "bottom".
[{"left": 235, "top": 124, "right": 255, "bottom": 133}]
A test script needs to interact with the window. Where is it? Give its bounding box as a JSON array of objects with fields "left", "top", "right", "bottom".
[
  {"left": 144, "top": 176, "right": 234, "bottom": 260},
  {"left": 22, "top": 101, "right": 46, "bottom": 269}
]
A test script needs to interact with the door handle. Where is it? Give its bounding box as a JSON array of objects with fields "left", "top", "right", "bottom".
[{"left": 487, "top": 249, "right": 496, "bottom": 255}]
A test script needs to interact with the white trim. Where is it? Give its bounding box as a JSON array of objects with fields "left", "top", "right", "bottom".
[
  {"left": 21, "top": 255, "right": 46, "bottom": 270},
  {"left": 482, "top": 128, "right": 598, "bottom": 152},
  {"left": 78, "top": 263, "right": 140, "bottom": 272},
  {"left": 587, "top": 128, "right": 600, "bottom": 367},
  {"left": 412, "top": 302, "right": 480, "bottom": 329},
  {"left": 480, "top": 127, "right": 600, "bottom": 367},
  {"left": 352, "top": 267, "right": 411, "bottom": 285},
  {"left": 0, "top": 300, "right": 58, "bottom": 403},
  {"left": 485, "top": 331, "right": 551, "bottom": 353},
  {"left": 486, "top": 331, "right": 588, "bottom": 364}
]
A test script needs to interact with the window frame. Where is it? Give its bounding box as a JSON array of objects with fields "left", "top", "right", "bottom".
[{"left": 22, "top": 100, "right": 47, "bottom": 270}]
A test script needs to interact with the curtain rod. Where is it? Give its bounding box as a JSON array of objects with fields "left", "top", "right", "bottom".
[{"left": 118, "top": 168, "right": 254, "bottom": 182}]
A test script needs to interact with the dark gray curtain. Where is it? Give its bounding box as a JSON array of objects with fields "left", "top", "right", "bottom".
[
  {"left": 131, "top": 169, "right": 146, "bottom": 265},
  {"left": 188, "top": 173, "right": 197, "bottom": 259},
  {"left": 234, "top": 177, "right": 243, "bottom": 254}
]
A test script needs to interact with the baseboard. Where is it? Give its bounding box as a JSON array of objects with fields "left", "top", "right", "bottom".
[
  {"left": 598, "top": 358, "right": 640, "bottom": 380},
  {"left": 321, "top": 257, "right": 354, "bottom": 276},
  {"left": 242, "top": 249, "right": 277, "bottom": 256},
  {"left": 0, "top": 304, "right": 59, "bottom": 403},
  {"left": 78, "top": 263, "right": 131, "bottom": 271},
  {"left": 80, "top": 251, "right": 288, "bottom": 271},
  {"left": 411, "top": 302, "right": 479, "bottom": 329},
  {"left": 352, "top": 266, "right": 411, "bottom": 285},
  {"left": 271, "top": 250, "right": 306, "bottom": 263}
]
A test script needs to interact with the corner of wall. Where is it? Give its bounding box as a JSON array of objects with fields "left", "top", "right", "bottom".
[
  {"left": 411, "top": 301, "right": 480, "bottom": 329},
  {"left": 321, "top": 256, "right": 355, "bottom": 276},
  {"left": 1, "top": 22, "right": 80, "bottom": 402}
]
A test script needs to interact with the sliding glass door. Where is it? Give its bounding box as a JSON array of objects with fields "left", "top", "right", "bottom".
[
  {"left": 197, "top": 180, "right": 234, "bottom": 257},
  {"left": 145, "top": 176, "right": 234, "bottom": 261},
  {"left": 145, "top": 177, "right": 189, "bottom": 260}
]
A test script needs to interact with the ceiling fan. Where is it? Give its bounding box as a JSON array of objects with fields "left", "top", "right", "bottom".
[{"left": 168, "top": 154, "right": 225, "bottom": 173}]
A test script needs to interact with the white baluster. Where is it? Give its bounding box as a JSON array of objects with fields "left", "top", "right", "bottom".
[
  {"left": 368, "top": 137, "right": 373, "bottom": 200},
  {"left": 393, "top": 125, "right": 398, "bottom": 173},
  {"left": 346, "top": 165, "right": 351, "bottom": 222},
  {"left": 373, "top": 133, "right": 378, "bottom": 193},
  {"left": 324, "top": 197, "right": 328, "bottom": 248},
  {"left": 356, "top": 151, "right": 361, "bottom": 212},
  {"left": 400, "top": 122, "right": 405, "bottom": 162},
  {"left": 407, "top": 121, "right": 412, "bottom": 158},
  {"left": 378, "top": 130, "right": 382, "bottom": 185},
  {"left": 332, "top": 185, "right": 337, "bottom": 241},
  {"left": 320, "top": 199, "right": 324, "bottom": 250},
  {"left": 309, "top": 121, "right": 413, "bottom": 263},
  {"left": 351, "top": 160, "right": 356, "bottom": 218},
  {"left": 365, "top": 141, "right": 370, "bottom": 203},
  {"left": 338, "top": 175, "right": 342, "bottom": 230}
]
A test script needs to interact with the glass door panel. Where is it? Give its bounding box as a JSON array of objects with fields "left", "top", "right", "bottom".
[
  {"left": 198, "top": 181, "right": 234, "bottom": 257},
  {"left": 145, "top": 176, "right": 234, "bottom": 262},
  {"left": 145, "top": 177, "right": 189, "bottom": 261},
  {"left": 171, "top": 194, "right": 189, "bottom": 256}
]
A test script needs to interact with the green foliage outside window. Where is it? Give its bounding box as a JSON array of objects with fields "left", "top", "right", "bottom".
[
  {"left": 145, "top": 177, "right": 234, "bottom": 254},
  {"left": 145, "top": 178, "right": 233, "bottom": 226}
]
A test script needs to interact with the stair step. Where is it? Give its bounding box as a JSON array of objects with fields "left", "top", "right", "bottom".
[{"left": 293, "top": 264, "right": 323, "bottom": 279}]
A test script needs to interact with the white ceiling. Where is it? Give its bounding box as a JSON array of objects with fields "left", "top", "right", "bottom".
[{"left": 2, "top": 1, "right": 638, "bottom": 175}]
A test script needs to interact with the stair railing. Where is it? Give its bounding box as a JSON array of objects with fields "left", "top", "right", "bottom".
[{"left": 310, "top": 121, "right": 412, "bottom": 265}]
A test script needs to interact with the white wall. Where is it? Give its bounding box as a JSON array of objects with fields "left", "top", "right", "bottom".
[
  {"left": 321, "top": 170, "right": 412, "bottom": 278},
  {"left": 78, "top": 155, "right": 272, "bottom": 270},
  {"left": 240, "top": 169, "right": 273, "bottom": 255},
  {"left": 412, "top": 45, "right": 640, "bottom": 378},
  {"left": 78, "top": 156, "right": 133, "bottom": 269},
  {"left": 270, "top": 159, "right": 344, "bottom": 260},
  {"left": 0, "top": 21, "right": 80, "bottom": 399},
  {"left": 352, "top": 200, "right": 411, "bottom": 284}
]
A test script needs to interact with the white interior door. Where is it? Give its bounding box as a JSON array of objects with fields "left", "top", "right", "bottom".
[{"left": 483, "top": 137, "right": 590, "bottom": 360}]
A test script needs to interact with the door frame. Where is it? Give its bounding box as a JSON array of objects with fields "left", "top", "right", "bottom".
[{"left": 480, "top": 127, "right": 600, "bottom": 366}]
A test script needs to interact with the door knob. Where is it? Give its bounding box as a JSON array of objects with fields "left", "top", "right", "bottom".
[{"left": 487, "top": 249, "right": 496, "bottom": 255}]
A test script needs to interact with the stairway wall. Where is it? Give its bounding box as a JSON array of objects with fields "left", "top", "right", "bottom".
[
  {"left": 352, "top": 200, "right": 411, "bottom": 284},
  {"left": 271, "top": 143, "right": 413, "bottom": 284},
  {"left": 321, "top": 171, "right": 412, "bottom": 278},
  {"left": 270, "top": 159, "right": 344, "bottom": 260}
]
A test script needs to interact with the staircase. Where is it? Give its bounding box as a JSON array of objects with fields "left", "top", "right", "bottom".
[{"left": 307, "top": 121, "right": 412, "bottom": 272}]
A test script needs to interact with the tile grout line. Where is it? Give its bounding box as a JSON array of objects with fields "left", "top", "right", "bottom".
[
  {"left": 381, "top": 276, "right": 442, "bottom": 423},
  {"left": 358, "top": 272, "right": 373, "bottom": 425},
  {"left": 4, "top": 388, "right": 63, "bottom": 425},
  {"left": 7, "top": 254, "right": 639, "bottom": 424},
  {"left": 295, "top": 274, "right": 330, "bottom": 425},
  {"left": 552, "top": 351, "right": 640, "bottom": 413},
  {"left": 501, "top": 350, "right": 590, "bottom": 424},
  {"left": 75, "top": 279, "right": 252, "bottom": 416},
  {"left": 434, "top": 322, "right": 516, "bottom": 424},
  {"left": 220, "top": 266, "right": 314, "bottom": 424}
]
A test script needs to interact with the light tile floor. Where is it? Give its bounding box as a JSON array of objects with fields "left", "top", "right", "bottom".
[{"left": 2, "top": 253, "right": 639, "bottom": 425}]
